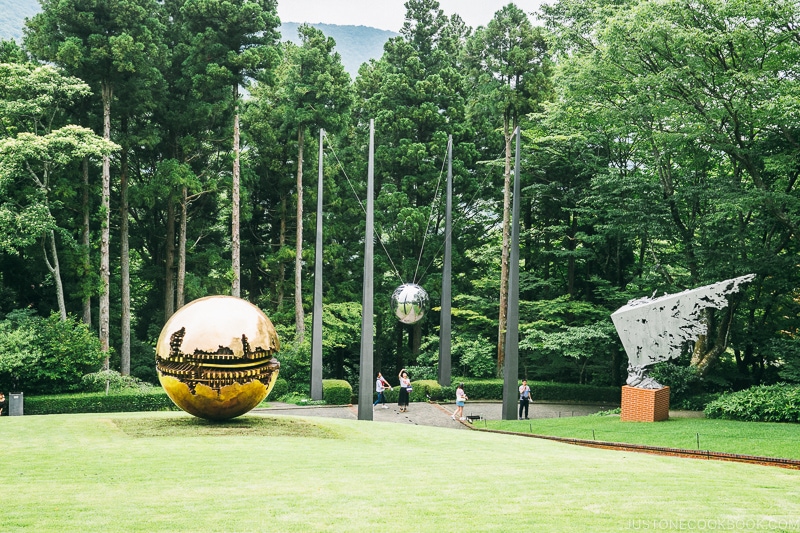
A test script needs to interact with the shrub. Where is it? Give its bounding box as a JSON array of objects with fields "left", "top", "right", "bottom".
[
  {"left": 649, "top": 363, "right": 701, "bottom": 397},
  {"left": 704, "top": 384, "right": 800, "bottom": 423},
  {"left": 322, "top": 379, "right": 352, "bottom": 405},
  {"left": 24, "top": 389, "right": 179, "bottom": 415},
  {"left": 270, "top": 377, "right": 289, "bottom": 399},
  {"left": 409, "top": 379, "right": 443, "bottom": 402},
  {"left": 376, "top": 378, "right": 619, "bottom": 404},
  {"left": 458, "top": 379, "right": 503, "bottom": 400},
  {"left": 0, "top": 310, "right": 105, "bottom": 394},
  {"left": 80, "top": 370, "right": 152, "bottom": 392},
  {"left": 527, "top": 381, "right": 620, "bottom": 403},
  {"left": 403, "top": 379, "right": 621, "bottom": 404}
]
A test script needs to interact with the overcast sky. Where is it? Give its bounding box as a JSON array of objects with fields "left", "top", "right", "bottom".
[{"left": 277, "top": 0, "right": 547, "bottom": 32}]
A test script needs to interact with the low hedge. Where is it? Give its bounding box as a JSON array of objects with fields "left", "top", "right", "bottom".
[
  {"left": 380, "top": 379, "right": 619, "bottom": 404},
  {"left": 322, "top": 379, "right": 352, "bottom": 405},
  {"left": 704, "top": 384, "right": 800, "bottom": 423},
  {"left": 23, "top": 389, "right": 179, "bottom": 415}
]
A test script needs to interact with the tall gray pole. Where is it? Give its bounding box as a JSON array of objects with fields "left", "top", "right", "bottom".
[
  {"left": 438, "top": 135, "right": 453, "bottom": 386},
  {"left": 310, "top": 128, "right": 325, "bottom": 400},
  {"left": 502, "top": 127, "right": 522, "bottom": 420},
  {"left": 358, "top": 119, "right": 375, "bottom": 420}
]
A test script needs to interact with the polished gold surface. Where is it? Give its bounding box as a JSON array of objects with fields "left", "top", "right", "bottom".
[{"left": 155, "top": 295, "right": 281, "bottom": 420}]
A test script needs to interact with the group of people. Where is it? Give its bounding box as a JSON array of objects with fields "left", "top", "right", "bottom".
[
  {"left": 372, "top": 369, "right": 412, "bottom": 412},
  {"left": 373, "top": 371, "right": 534, "bottom": 422}
]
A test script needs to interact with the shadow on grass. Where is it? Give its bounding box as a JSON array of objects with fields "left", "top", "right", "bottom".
[{"left": 110, "top": 415, "right": 340, "bottom": 439}]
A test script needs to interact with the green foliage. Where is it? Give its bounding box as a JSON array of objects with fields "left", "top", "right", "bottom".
[
  {"left": 649, "top": 362, "right": 703, "bottom": 406},
  {"left": 0, "top": 310, "right": 105, "bottom": 394},
  {"left": 272, "top": 322, "right": 310, "bottom": 393},
  {"left": 322, "top": 378, "right": 352, "bottom": 405},
  {"left": 588, "top": 407, "right": 621, "bottom": 416},
  {"left": 80, "top": 369, "right": 152, "bottom": 393},
  {"left": 24, "top": 388, "right": 178, "bottom": 415},
  {"left": 453, "top": 336, "right": 495, "bottom": 378},
  {"left": 704, "top": 384, "right": 800, "bottom": 423},
  {"left": 409, "top": 379, "right": 441, "bottom": 402},
  {"left": 271, "top": 377, "right": 289, "bottom": 399},
  {"left": 1, "top": 0, "right": 799, "bottom": 404}
]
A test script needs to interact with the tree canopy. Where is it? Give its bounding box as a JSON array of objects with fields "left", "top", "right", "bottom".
[{"left": 0, "top": 0, "right": 797, "bottom": 398}]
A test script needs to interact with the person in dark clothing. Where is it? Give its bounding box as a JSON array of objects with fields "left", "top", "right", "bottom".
[{"left": 519, "top": 379, "right": 532, "bottom": 419}]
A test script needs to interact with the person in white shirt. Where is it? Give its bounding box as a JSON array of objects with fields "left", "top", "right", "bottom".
[
  {"left": 373, "top": 372, "right": 392, "bottom": 409},
  {"left": 452, "top": 383, "right": 468, "bottom": 420},
  {"left": 398, "top": 369, "right": 411, "bottom": 412}
]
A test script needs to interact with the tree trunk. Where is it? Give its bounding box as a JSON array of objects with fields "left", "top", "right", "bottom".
[
  {"left": 690, "top": 306, "right": 734, "bottom": 377},
  {"left": 177, "top": 185, "right": 187, "bottom": 309},
  {"left": 566, "top": 212, "right": 577, "bottom": 297},
  {"left": 81, "top": 157, "right": 91, "bottom": 326},
  {"left": 412, "top": 321, "right": 421, "bottom": 356},
  {"left": 120, "top": 148, "right": 130, "bottom": 375},
  {"left": 44, "top": 230, "right": 67, "bottom": 321},
  {"left": 231, "top": 85, "right": 241, "bottom": 298},
  {"left": 277, "top": 196, "right": 286, "bottom": 309},
  {"left": 295, "top": 127, "right": 306, "bottom": 344},
  {"left": 99, "top": 82, "right": 112, "bottom": 369},
  {"left": 164, "top": 193, "right": 175, "bottom": 320},
  {"left": 497, "top": 115, "right": 513, "bottom": 375}
]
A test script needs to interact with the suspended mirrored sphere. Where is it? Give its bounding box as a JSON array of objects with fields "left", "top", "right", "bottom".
[
  {"left": 391, "top": 283, "right": 429, "bottom": 324},
  {"left": 155, "top": 295, "right": 280, "bottom": 420}
]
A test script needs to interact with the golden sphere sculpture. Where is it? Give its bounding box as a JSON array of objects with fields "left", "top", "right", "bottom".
[{"left": 155, "top": 295, "right": 280, "bottom": 420}]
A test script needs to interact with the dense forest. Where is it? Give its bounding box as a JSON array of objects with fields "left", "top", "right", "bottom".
[{"left": 0, "top": 0, "right": 798, "bottom": 400}]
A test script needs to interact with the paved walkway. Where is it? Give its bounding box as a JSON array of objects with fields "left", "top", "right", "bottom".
[{"left": 253, "top": 401, "right": 617, "bottom": 429}]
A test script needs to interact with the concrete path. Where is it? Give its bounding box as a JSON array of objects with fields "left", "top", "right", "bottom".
[{"left": 253, "top": 401, "right": 615, "bottom": 429}]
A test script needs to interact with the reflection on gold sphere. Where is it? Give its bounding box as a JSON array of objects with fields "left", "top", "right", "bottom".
[{"left": 155, "top": 295, "right": 280, "bottom": 420}]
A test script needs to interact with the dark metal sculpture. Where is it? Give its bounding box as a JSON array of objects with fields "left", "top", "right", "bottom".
[{"left": 155, "top": 295, "right": 280, "bottom": 420}]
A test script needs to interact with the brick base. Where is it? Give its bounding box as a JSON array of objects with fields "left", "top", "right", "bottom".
[{"left": 621, "top": 386, "right": 670, "bottom": 422}]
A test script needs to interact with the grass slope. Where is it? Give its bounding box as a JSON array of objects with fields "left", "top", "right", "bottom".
[
  {"left": 487, "top": 415, "right": 800, "bottom": 460},
  {"left": 2, "top": 412, "right": 800, "bottom": 532}
]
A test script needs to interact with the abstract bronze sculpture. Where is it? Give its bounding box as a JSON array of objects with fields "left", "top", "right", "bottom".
[
  {"left": 391, "top": 283, "right": 429, "bottom": 324},
  {"left": 155, "top": 295, "right": 280, "bottom": 420}
]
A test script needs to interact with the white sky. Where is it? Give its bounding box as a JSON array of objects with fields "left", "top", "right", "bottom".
[{"left": 277, "top": 0, "right": 547, "bottom": 32}]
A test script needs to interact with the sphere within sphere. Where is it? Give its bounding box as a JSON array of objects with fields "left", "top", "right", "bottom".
[
  {"left": 155, "top": 295, "right": 280, "bottom": 420},
  {"left": 391, "top": 283, "right": 429, "bottom": 324}
]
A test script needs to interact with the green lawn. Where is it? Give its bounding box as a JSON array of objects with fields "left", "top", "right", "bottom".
[
  {"left": 2, "top": 412, "right": 800, "bottom": 532},
  {"left": 485, "top": 415, "right": 800, "bottom": 460}
]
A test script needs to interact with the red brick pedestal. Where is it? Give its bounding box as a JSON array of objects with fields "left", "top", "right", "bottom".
[{"left": 621, "top": 386, "right": 670, "bottom": 422}]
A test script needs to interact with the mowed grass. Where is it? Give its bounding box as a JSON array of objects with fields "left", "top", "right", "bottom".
[
  {"left": 1, "top": 412, "right": 800, "bottom": 532},
  {"left": 486, "top": 415, "right": 800, "bottom": 460}
]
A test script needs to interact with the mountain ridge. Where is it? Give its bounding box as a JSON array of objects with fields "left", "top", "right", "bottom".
[{"left": 0, "top": 0, "right": 395, "bottom": 76}]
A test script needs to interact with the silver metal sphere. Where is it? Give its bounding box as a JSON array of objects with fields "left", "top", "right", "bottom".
[{"left": 391, "top": 283, "right": 429, "bottom": 324}]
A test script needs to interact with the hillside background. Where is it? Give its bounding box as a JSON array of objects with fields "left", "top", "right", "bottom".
[{"left": 0, "top": 0, "right": 396, "bottom": 77}]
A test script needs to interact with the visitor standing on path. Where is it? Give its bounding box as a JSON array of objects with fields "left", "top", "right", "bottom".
[
  {"left": 373, "top": 372, "right": 392, "bottom": 409},
  {"left": 398, "top": 369, "right": 411, "bottom": 412},
  {"left": 519, "top": 379, "right": 532, "bottom": 419},
  {"left": 452, "top": 383, "right": 468, "bottom": 420}
]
